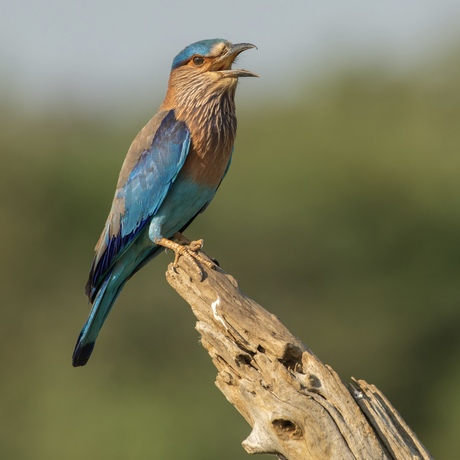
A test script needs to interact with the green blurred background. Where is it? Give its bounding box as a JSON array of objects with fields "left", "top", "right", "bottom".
[{"left": 2, "top": 2, "right": 460, "bottom": 459}]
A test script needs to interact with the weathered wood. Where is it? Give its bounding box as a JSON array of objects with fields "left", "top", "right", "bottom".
[{"left": 165, "top": 256, "right": 433, "bottom": 460}]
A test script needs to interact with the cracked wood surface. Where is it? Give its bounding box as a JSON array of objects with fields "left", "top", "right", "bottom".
[{"left": 165, "top": 256, "right": 433, "bottom": 460}]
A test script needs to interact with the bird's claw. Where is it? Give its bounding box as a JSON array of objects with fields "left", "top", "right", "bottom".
[{"left": 156, "top": 236, "right": 215, "bottom": 280}]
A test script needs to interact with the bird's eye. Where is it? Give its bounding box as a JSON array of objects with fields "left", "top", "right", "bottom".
[{"left": 192, "top": 56, "right": 205, "bottom": 66}]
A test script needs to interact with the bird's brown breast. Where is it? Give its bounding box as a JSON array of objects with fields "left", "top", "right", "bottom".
[{"left": 176, "top": 100, "right": 236, "bottom": 188}]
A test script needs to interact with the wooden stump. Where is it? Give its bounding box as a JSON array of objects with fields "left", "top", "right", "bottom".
[{"left": 165, "top": 257, "right": 432, "bottom": 460}]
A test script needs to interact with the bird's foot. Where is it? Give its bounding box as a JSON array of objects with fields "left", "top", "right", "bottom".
[
  {"left": 156, "top": 235, "right": 215, "bottom": 280},
  {"left": 172, "top": 232, "right": 221, "bottom": 266}
]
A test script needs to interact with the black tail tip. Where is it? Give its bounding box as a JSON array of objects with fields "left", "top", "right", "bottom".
[{"left": 72, "top": 342, "right": 95, "bottom": 367}]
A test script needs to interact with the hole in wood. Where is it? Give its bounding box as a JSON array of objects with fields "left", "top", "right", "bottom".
[
  {"left": 305, "top": 373, "right": 321, "bottom": 390},
  {"left": 279, "top": 343, "right": 303, "bottom": 372},
  {"left": 236, "top": 353, "right": 256, "bottom": 369},
  {"left": 272, "top": 419, "right": 302, "bottom": 440}
]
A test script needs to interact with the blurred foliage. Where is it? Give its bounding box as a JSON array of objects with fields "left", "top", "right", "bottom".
[{"left": 1, "top": 50, "right": 460, "bottom": 459}]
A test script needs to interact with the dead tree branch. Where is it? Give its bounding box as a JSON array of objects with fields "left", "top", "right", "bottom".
[{"left": 165, "top": 257, "right": 432, "bottom": 460}]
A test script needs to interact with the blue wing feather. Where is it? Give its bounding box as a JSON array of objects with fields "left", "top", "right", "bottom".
[
  {"left": 86, "top": 110, "right": 190, "bottom": 299},
  {"left": 121, "top": 113, "right": 189, "bottom": 235}
]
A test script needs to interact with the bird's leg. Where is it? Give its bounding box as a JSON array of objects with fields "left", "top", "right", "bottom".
[{"left": 155, "top": 235, "right": 215, "bottom": 279}]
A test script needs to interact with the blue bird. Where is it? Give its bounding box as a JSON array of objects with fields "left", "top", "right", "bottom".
[{"left": 72, "top": 39, "right": 257, "bottom": 367}]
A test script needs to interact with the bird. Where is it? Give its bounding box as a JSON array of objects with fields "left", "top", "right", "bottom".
[{"left": 72, "top": 39, "right": 257, "bottom": 367}]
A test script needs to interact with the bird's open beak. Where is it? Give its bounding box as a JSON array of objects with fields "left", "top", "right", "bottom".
[{"left": 215, "top": 43, "right": 258, "bottom": 78}]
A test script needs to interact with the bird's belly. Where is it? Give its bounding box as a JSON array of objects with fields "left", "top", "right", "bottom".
[{"left": 148, "top": 177, "right": 215, "bottom": 242}]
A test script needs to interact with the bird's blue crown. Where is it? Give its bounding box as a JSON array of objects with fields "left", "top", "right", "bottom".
[{"left": 171, "top": 38, "right": 229, "bottom": 70}]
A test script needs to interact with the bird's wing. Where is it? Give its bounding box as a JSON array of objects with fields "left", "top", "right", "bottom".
[{"left": 86, "top": 109, "right": 191, "bottom": 300}]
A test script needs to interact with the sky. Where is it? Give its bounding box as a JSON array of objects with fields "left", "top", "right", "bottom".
[{"left": 1, "top": 0, "right": 460, "bottom": 112}]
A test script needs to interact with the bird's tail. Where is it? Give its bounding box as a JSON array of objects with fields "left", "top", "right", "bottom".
[{"left": 72, "top": 269, "right": 126, "bottom": 367}]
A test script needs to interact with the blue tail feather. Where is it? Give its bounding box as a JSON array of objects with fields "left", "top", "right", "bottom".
[{"left": 72, "top": 270, "right": 125, "bottom": 367}]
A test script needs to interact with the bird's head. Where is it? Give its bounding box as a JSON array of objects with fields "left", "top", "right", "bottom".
[
  {"left": 162, "top": 39, "right": 257, "bottom": 111},
  {"left": 171, "top": 38, "right": 258, "bottom": 79}
]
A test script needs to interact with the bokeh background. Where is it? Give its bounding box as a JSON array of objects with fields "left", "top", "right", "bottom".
[{"left": 1, "top": 1, "right": 460, "bottom": 458}]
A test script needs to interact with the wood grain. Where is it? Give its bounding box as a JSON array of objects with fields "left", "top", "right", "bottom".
[{"left": 165, "top": 255, "right": 432, "bottom": 460}]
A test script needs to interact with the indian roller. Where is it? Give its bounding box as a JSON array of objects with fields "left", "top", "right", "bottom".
[{"left": 72, "top": 39, "right": 257, "bottom": 367}]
